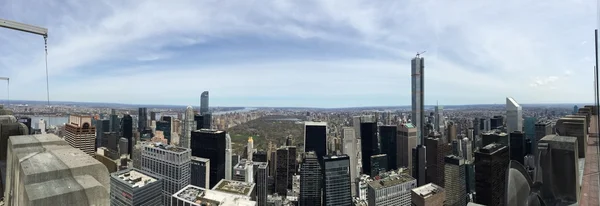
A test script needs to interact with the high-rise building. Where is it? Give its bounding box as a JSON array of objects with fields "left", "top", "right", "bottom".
[
  {"left": 506, "top": 97, "right": 523, "bottom": 133},
  {"left": 203, "top": 113, "right": 212, "bottom": 130},
  {"left": 110, "top": 109, "right": 120, "bottom": 134},
  {"left": 191, "top": 156, "right": 210, "bottom": 189},
  {"left": 425, "top": 137, "right": 450, "bottom": 187},
  {"left": 367, "top": 173, "right": 416, "bottom": 206},
  {"left": 110, "top": 168, "right": 163, "bottom": 206},
  {"left": 122, "top": 114, "right": 133, "bottom": 155},
  {"left": 275, "top": 146, "right": 297, "bottom": 196},
  {"left": 150, "top": 111, "right": 157, "bottom": 121},
  {"left": 119, "top": 137, "right": 129, "bottom": 155},
  {"left": 257, "top": 162, "right": 269, "bottom": 206},
  {"left": 225, "top": 133, "right": 232, "bottom": 180},
  {"left": 399, "top": 123, "right": 417, "bottom": 173},
  {"left": 322, "top": 155, "right": 352, "bottom": 206},
  {"left": 341, "top": 127, "right": 358, "bottom": 196},
  {"left": 138, "top": 107, "right": 148, "bottom": 132},
  {"left": 95, "top": 119, "right": 110, "bottom": 149},
  {"left": 200, "top": 91, "right": 209, "bottom": 115},
  {"left": 444, "top": 155, "right": 466, "bottom": 206},
  {"left": 524, "top": 117, "right": 537, "bottom": 140},
  {"left": 461, "top": 137, "right": 473, "bottom": 162},
  {"left": 412, "top": 145, "right": 426, "bottom": 186},
  {"left": 4, "top": 134, "right": 110, "bottom": 206},
  {"left": 304, "top": 122, "right": 327, "bottom": 161},
  {"left": 360, "top": 121, "right": 378, "bottom": 176},
  {"left": 411, "top": 183, "right": 446, "bottom": 206},
  {"left": 182, "top": 106, "right": 194, "bottom": 148},
  {"left": 446, "top": 121, "right": 457, "bottom": 143},
  {"left": 481, "top": 131, "right": 508, "bottom": 147},
  {"left": 191, "top": 129, "right": 226, "bottom": 188},
  {"left": 509, "top": 131, "right": 526, "bottom": 165},
  {"left": 434, "top": 105, "right": 444, "bottom": 134},
  {"left": 411, "top": 54, "right": 425, "bottom": 145},
  {"left": 370, "top": 154, "right": 388, "bottom": 176},
  {"left": 64, "top": 115, "right": 96, "bottom": 157},
  {"left": 474, "top": 143, "right": 509, "bottom": 206},
  {"left": 141, "top": 142, "right": 191, "bottom": 205},
  {"left": 299, "top": 151, "right": 321, "bottom": 206},
  {"left": 379, "top": 125, "right": 398, "bottom": 170},
  {"left": 156, "top": 120, "right": 172, "bottom": 144},
  {"left": 194, "top": 114, "right": 204, "bottom": 130}
]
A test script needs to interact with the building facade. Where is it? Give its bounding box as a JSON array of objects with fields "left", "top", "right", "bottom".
[
  {"left": 444, "top": 155, "right": 466, "bottom": 206},
  {"left": 367, "top": 173, "right": 416, "bottom": 206},
  {"left": 322, "top": 155, "right": 352, "bottom": 206},
  {"left": 110, "top": 168, "right": 163, "bottom": 206},
  {"left": 299, "top": 151, "right": 321, "bottom": 206},
  {"left": 411, "top": 183, "right": 446, "bottom": 206},
  {"left": 190, "top": 129, "right": 226, "bottom": 188},
  {"left": 379, "top": 125, "right": 398, "bottom": 170},
  {"left": 474, "top": 143, "right": 509, "bottom": 206},
  {"left": 506, "top": 97, "right": 523, "bottom": 133},
  {"left": 190, "top": 156, "right": 210, "bottom": 189},
  {"left": 64, "top": 115, "right": 96, "bottom": 157},
  {"left": 304, "top": 122, "right": 327, "bottom": 161},
  {"left": 141, "top": 142, "right": 191, "bottom": 205}
]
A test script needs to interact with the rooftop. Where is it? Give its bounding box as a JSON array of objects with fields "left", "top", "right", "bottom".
[
  {"left": 479, "top": 143, "right": 507, "bottom": 154},
  {"left": 194, "top": 129, "right": 224, "bottom": 134},
  {"left": 304, "top": 121, "right": 327, "bottom": 126},
  {"left": 174, "top": 185, "right": 256, "bottom": 206},
  {"left": 412, "top": 183, "right": 445, "bottom": 198},
  {"left": 403, "top": 123, "right": 415, "bottom": 128},
  {"left": 323, "top": 154, "right": 349, "bottom": 160},
  {"left": 145, "top": 142, "right": 190, "bottom": 153},
  {"left": 368, "top": 173, "right": 415, "bottom": 190},
  {"left": 112, "top": 169, "right": 159, "bottom": 189},
  {"left": 212, "top": 179, "right": 255, "bottom": 196},
  {"left": 191, "top": 156, "right": 210, "bottom": 163}
]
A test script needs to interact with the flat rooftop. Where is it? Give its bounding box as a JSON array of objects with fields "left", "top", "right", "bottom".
[
  {"left": 212, "top": 179, "right": 255, "bottom": 196},
  {"left": 191, "top": 156, "right": 210, "bottom": 162},
  {"left": 368, "top": 173, "right": 415, "bottom": 190},
  {"left": 194, "top": 129, "right": 224, "bottom": 134},
  {"left": 145, "top": 142, "right": 189, "bottom": 153},
  {"left": 304, "top": 121, "right": 327, "bottom": 126},
  {"left": 323, "top": 154, "right": 349, "bottom": 160},
  {"left": 412, "top": 183, "right": 444, "bottom": 198},
  {"left": 479, "top": 143, "right": 507, "bottom": 154},
  {"left": 112, "top": 169, "right": 159, "bottom": 189},
  {"left": 174, "top": 185, "right": 256, "bottom": 206}
]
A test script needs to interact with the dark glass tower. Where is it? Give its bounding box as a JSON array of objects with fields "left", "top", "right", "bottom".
[
  {"left": 156, "top": 120, "right": 171, "bottom": 144},
  {"left": 360, "top": 121, "right": 378, "bottom": 176},
  {"left": 509, "top": 131, "right": 526, "bottom": 165},
  {"left": 200, "top": 91, "right": 209, "bottom": 115},
  {"left": 475, "top": 143, "right": 509, "bottom": 206},
  {"left": 323, "top": 155, "right": 351, "bottom": 206},
  {"left": 379, "top": 125, "right": 398, "bottom": 170},
  {"left": 121, "top": 115, "right": 133, "bottom": 154},
  {"left": 138, "top": 108, "right": 147, "bottom": 132},
  {"left": 299, "top": 151, "right": 321, "bottom": 206},
  {"left": 304, "top": 122, "right": 327, "bottom": 161},
  {"left": 276, "top": 146, "right": 297, "bottom": 196},
  {"left": 190, "top": 130, "right": 226, "bottom": 188},
  {"left": 411, "top": 55, "right": 425, "bottom": 145},
  {"left": 194, "top": 114, "right": 204, "bottom": 130},
  {"left": 370, "top": 154, "right": 388, "bottom": 176}
]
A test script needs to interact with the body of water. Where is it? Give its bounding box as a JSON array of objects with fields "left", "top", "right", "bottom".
[
  {"left": 213, "top": 107, "right": 257, "bottom": 115},
  {"left": 31, "top": 116, "right": 69, "bottom": 129}
]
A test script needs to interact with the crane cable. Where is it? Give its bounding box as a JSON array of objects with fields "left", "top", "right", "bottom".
[{"left": 44, "top": 37, "right": 50, "bottom": 107}]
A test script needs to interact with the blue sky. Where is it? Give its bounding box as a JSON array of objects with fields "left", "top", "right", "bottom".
[{"left": 0, "top": 0, "right": 597, "bottom": 107}]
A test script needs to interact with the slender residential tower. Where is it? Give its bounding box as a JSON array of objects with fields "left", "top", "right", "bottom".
[
  {"left": 412, "top": 53, "right": 425, "bottom": 145},
  {"left": 225, "top": 133, "right": 233, "bottom": 180},
  {"left": 248, "top": 136, "right": 254, "bottom": 162},
  {"left": 182, "top": 106, "right": 194, "bottom": 148}
]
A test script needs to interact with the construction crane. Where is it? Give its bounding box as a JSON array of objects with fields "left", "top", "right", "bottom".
[
  {"left": 416, "top": 51, "right": 426, "bottom": 58},
  {"left": 0, "top": 18, "right": 50, "bottom": 106}
]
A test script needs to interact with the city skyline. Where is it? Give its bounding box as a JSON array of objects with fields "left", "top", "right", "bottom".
[{"left": 0, "top": 1, "right": 596, "bottom": 107}]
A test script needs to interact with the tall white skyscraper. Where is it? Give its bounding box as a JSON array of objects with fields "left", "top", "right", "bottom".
[
  {"left": 38, "top": 119, "right": 46, "bottom": 134},
  {"left": 225, "top": 133, "right": 232, "bottom": 180},
  {"left": 248, "top": 136, "right": 254, "bottom": 162},
  {"left": 506, "top": 97, "right": 523, "bottom": 133},
  {"left": 342, "top": 127, "right": 358, "bottom": 196},
  {"left": 434, "top": 105, "right": 444, "bottom": 134},
  {"left": 181, "top": 106, "right": 194, "bottom": 148}
]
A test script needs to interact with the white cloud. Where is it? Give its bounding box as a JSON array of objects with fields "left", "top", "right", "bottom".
[{"left": 0, "top": 0, "right": 596, "bottom": 107}]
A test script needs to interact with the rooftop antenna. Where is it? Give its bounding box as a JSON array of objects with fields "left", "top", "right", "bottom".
[{"left": 416, "top": 51, "right": 426, "bottom": 58}]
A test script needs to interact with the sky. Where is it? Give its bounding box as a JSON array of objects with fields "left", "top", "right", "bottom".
[{"left": 0, "top": 0, "right": 597, "bottom": 108}]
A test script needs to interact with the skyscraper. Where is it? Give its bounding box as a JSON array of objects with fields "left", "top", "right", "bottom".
[
  {"left": 64, "top": 115, "right": 96, "bottom": 157},
  {"left": 110, "top": 168, "right": 163, "bottom": 206},
  {"left": 379, "top": 125, "right": 398, "bottom": 170},
  {"left": 322, "top": 155, "right": 351, "bottom": 206},
  {"left": 190, "top": 156, "right": 210, "bottom": 189},
  {"left": 370, "top": 154, "right": 388, "bottom": 176},
  {"left": 425, "top": 137, "right": 450, "bottom": 187},
  {"left": 110, "top": 109, "right": 119, "bottom": 133},
  {"left": 411, "top": 183, "right": 446, "bottom": 206},
  {"left": 412, "top": 54, "right": 425, "bottom": 145},
  {"left": 200, "top": 91, "right": 209, "bottom": 115},
  {"left": 122, "top": 114, "right": 133, "bottom": 155},
  {"left": 257, "top": 162, "right": 269, "bottom": 206},
  {"left": 367, "top": 173, "right": 416, "bottom": 206},
  {"left": 434, "top": 105, "right": 444, "bottom": 134},
  {"left": 444, "top": 155, "right": 466, "bottom": 206},
  {"left": 341, "top": 127, "right": 358, "bottom": 196},
  {"left": 181, "top": 106, "right": 194, "bottom": 148},
  {"left": 141, "top": 142, "right": 191, "bottom": 205},
  {"left": 299, "top": 151, "right": 321, "bottom": 206},
  {"left": 276, "top": 146, "right": 297, "bottom": 196},
  {"left": 475, "top": 143, "right": 509, "bottom": 206},
  {"left": 225, "top": 133, "right": 232, "bottom": 180},
  {"left": 399, "top": 123, "right": 417, "bottom": 173},
  {"left": 506, "top": 97, "right": 523, "bottom": 133},
  {"left": 412, "top": 145, "right": 426, "bottom": 186},
  {"left": 138, "top": 107, "right": 148, "bottom": 132},
  {"left": 190, "top": 129, "right": 226, "bottom": 188},
  {"left": 304, "top": 122, "right": 327, "bottom": 161},
  {"left": 360, "top": 121, "right": 378, "bottom": 176},
  {"left": 509, "top": 131, "right": 526, "bottom": 165}
]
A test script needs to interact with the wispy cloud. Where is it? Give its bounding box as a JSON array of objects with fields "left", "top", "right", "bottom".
[{"left": 0, "top": 0, "right": 596, "bottom": 107}]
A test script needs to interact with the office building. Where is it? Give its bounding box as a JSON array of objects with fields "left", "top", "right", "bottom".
[
  {"left": 254, "top": 151, "right": 268, "bottom": 162},
  {"left": 341, "top": 127, "right": 358, "bottom": 196},
  {"left": 182, "top": 106, "right": 194, "bottom": 148},
  {"left": 203, "top": 113, "right": 212, "bottom": 130},
  {"left": 444, "top": 155, "right": 466, "bottom": 206},
  {"left": 4, "top": 134, "right": 109, "bottom": 206},
  {"left": 119, "top": 137, "right": 129, "bottom": 155},
  {"left": 509, "top": 131, "right": 526, "bottom": 165},
  {"left": 323, "top": 155, "right": 352, "bottom": 206},
  {"left": 171, "top": 183, "right": 256, "bottom": 206},
  {"left": 367, "top": 173, "right": 416, "bottom": 206},
  {"left": 434, "top": 105, "right": 444, "bottom": 134},
  {"left": 412, "top": 145, "right": 426, "bottom": 186},
  {"left": 379, "top": 125, "right": 398, "bottom": 170},
  {"left": 156, "top": 120, "right": 172, "bottom": 144},
  {"left": 190, "top": 129, "right": 226, "bottom": 188},
  {"left": 490, "top": 116, "right": 504, "bottom": 130},
  {"left": 299, "top": 151, "right": 321, "bottom": 206},
  {"left": 95, "top": 119, "right": 110, "bottom": 150},
  {"left": 534, "top": 121, "right": 552, "bottom": 151},
  {"left": 200, "top": 91, "right": 209, "bottom": 115},
  {"left": 110, "top": 109, "right": 119, "bottom": 133},
  {"left": 370, "top": 154, "right": 388, "bottom": 176},
  {"left": 506, "top": 97, "right": 523, "bottom": 133},
  {"left": 276, "top": 146, "right": 297, "bottom": 196},
  {"left": 226, "top": 133, "right": 232, "bottom": 180},
  {"left": 110, "top": 168, "right": 163, "bottom": 206},
  {"left": 304, "top": 121, "right": 327, "bottom": 161},
  {"left": 411, "top": 54, "right": 425, "bottom": 145},
  {"left": 191, "top": 156, "right": 210, "bottom": 189},
  {"left": 233, "top": 159, "right": 254, "bottom": 183},
  {"left": 481, "top": 131, "right": 508, "bottom": 147},
  {"left": 474, "top": 143, "right": 509, "bottom": 206},
  {"left": 141, "top": 142, "right": 191, "bottom": 205},
  {"left": 122, "top": 114, "right": 133, "bottom": 154},
  {"left": 446, "top": 121, "right": 457, "bottom": 143},
  {"left": 425, "top": 137, "right": 450, "bottom": 187},
  {"left": 524, "top": 117, "right": 537, "bottom": 140},
  {"left": 399, "top": 123, "right": 417, "bottom": 174},
  {"left": 138, "top": 108, "right": 148, "bottom": 132},
  {"left": 538, "top": 135, "right": 580, "bottom": 204},
  {"left": 64, "top": 115, "right": 97, "bottom": 157},
  {"left": 411, "top": 183, "right": 445, "bottom": 206},
  {"left": 194, "top": 114, "right": 204, "bottom": 130},
  {"left": 257, "top": 162, "right": 269, "bottom": 206},
  {"left": 360, "top": 121, "right": 378, "bottom": 176}
]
